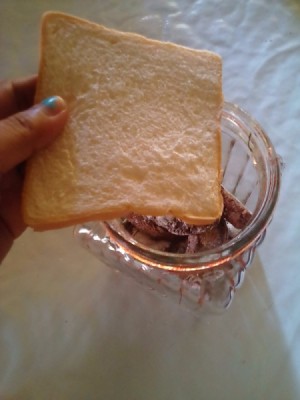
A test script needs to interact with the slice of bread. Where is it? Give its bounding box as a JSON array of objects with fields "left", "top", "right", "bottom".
[{"left": 22, "top": 12, "right": 223, "bottom": 230}]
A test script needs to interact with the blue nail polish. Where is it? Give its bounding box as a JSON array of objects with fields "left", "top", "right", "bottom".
[{"left": 41, "top": 96, "right": 58, "bottom": 109}]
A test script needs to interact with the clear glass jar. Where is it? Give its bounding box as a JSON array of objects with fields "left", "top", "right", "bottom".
[{"left": 74, "top": 102, "right": 281, "bottom": 315}]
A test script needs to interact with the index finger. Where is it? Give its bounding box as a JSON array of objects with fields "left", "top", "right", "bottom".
[{"left": 0, "top": 75, "right": 37, "bottom": 120}]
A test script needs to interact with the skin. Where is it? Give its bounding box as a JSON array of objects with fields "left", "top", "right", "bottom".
[{"left": 0, "top": 76, "right": 68, "bottom": 262}]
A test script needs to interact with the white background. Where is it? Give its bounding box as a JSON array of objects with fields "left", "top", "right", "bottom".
[{"left": 0, "top": 0, "right": 300, "bottom": 399}]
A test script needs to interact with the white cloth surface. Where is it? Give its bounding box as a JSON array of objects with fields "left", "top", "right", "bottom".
[{"left": 0, "top": 0, "right": 299, "bottom": 399}]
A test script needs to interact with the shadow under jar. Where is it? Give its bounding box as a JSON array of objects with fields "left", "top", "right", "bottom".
[{"left": 74, "top": 102, "right": 281, "bottom": 315}]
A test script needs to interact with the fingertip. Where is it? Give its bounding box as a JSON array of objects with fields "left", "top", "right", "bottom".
[
  {"left": 33, "top": 96, "right": 69, "bottom": 149},
  {"left": 40, "top": 96, "right": 67, "bottom": 116},
  {"left": 0, "top": 96, "right": 68, "bottom": 173},
  {"left": 31, "top": 95, "right": 69, "bottom": 139}
]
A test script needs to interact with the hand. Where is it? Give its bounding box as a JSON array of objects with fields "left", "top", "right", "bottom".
[{"left": 0, "top": 76, "right": 68, "bottom": 262}]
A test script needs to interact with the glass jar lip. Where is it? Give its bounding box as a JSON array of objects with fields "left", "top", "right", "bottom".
[{"left": 103, "top": 101, "right": 282, "bottom": 271}]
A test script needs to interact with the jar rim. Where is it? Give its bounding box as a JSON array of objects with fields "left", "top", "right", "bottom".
[{"left": 103, "top": 102, "right": 281, "bottom": 271}]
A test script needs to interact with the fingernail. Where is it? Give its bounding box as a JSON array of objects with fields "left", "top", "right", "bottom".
[{"left": 41, "top": 96, "right": 66, "bottom": 115}]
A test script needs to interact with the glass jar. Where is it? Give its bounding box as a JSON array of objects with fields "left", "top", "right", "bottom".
[{"left": 74, "top": 102, "right": 281, "bottom": 314}]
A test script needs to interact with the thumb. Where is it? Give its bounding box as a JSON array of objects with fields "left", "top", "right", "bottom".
[{"left": 0, "top": 96, "right": 68, "bottom": 173}]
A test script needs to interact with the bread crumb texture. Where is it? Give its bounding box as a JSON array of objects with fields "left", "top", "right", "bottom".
[{"left": 22, "top": 12, "right": 223, "bottom": 230}]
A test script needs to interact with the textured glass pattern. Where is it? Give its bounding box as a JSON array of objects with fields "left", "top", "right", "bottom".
[{"left": 75, "top": 102, "right": 281, "bottom": 314}]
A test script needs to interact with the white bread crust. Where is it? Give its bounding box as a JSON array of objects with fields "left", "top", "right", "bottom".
[{"left": 22, "top": 12, "right": 223, "bottom": 230}]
